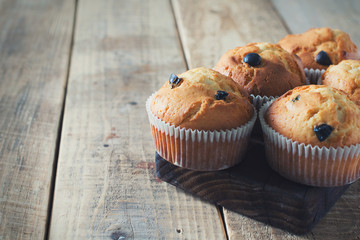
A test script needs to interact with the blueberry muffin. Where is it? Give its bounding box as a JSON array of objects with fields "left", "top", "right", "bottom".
[
  {"left": 322, "top": 60, "right": 360, "bottom": 105},
  {"left": 146, "top": 67, "right": 256, "bottom": 171},
  {"left": 279, "top": 27, "right": 359, "bottom": 70},
  {"left": 151, "top": 67, "right": 254, "bottom": 130},
  {"left": 214, "top": 42, "right": 306, "bottom": 98},
  {"left": 260, "top": 85, "right": 360, "bottom": 186}
]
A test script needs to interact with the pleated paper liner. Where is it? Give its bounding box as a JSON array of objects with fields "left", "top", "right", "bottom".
[
  {"left": 150, "top": 96, "right": 353, "bottom": 235},
  {"left": 259, "top": 100, "right": 360, "bottom": 187},
  {"left": 146, "top": 93, "right": 257, "bottom": 171},
  {"left": 305, "top": 68, "right": 326, "bottom": 85},
  {"left": 250, "top": 94, "right": 276, "bottom": 111}
]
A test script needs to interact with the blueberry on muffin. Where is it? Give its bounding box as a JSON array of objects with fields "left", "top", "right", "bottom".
[
  {"left": 278, "top": 27, "right": 359, "bottom": 70},
  {"left": 260, "top": 85, "right": 360, "bottom": 186},
  {"left": 147, "top": 67, "right": 256, "bottom": 171},
  {"left": 214, "top": 42, "right": 306, "bottom": 97},
  {"left": 151, "top": 67, "right": 254, "bottom": 131},
  {"left": 266, "top": 85, "right": 360, "bottom": 147}
]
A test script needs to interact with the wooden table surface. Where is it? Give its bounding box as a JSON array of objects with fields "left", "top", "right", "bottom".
[{"left": 1, "top": 0, "right": 360, "bottom": 239}]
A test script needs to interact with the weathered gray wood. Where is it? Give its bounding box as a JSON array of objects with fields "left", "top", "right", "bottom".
[
  {"left": 271, "top": 0, "right": 360, "bottom": 40},
  {"left": 48, "top": 0, "right": 225, "bottom": 239},
  {"left": 0, "top": 0, "right": 74, "bottom": 239},
  {"left": 172, "top": 0, "right": 289, "bottom": 69}
]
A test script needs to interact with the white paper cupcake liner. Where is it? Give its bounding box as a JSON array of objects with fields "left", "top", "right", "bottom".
[
  {"left": 259, "top": 100, "right": 360, "bottom": 187},
  {"left": 146, "top": 93, "right": 257, "bottom": 171},
  {"left": 250, "top": 94, "right": 277, "bottom": 111},
  {"left": 304, "top": 68, "right": 326, "bottom": 85}
]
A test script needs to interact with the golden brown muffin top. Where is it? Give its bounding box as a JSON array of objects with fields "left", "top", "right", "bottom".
[
  {"left": 322, "top": 60, "right": 360, "bottom": 105},
  {"left": 214, "top": 42, "right": 306, "bottom": 97},
  {"left": 266, "top": 85, "right": 360, "bottom": 147},
  {"left": 278, "top": 27, "right": 359, "bottom": 70},
  {"left": 151, "top": 67, "right": 254, "bottom": 131}
]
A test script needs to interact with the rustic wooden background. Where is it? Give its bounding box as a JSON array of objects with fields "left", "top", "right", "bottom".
[{"left": 1, "top": 0, "right": 359, "bottom": 239}]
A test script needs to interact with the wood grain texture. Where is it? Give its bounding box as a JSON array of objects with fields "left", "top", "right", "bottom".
[
  {"left": 0, "top": 0, "right": 74, "bottom": 239},
  {"left": 172, "top": 0, "right": 289, "bottom": 69},
  {"left": 174, "top": 0, "right": 360, "bottom": 239},
  {"left": 48, "top": 0, "right": 225, "bottom": 239},
  {"left": 271, "top": 0, "right": 360, "bottom": 40}
]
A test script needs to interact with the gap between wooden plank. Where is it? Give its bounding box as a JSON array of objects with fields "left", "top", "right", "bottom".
[
  {"left": 268, "top": 0, "right": 291, "bottom": 34},
  {"left": 169, "top": 0, "right": 229, "bottom": 239},
  {"left": 169, "top": 0, "right": 293, "bottom": 239},
  {"left": 169, "top": 0, "right": 189, "bottom": 71},
  {"left": 0, "top": 0, "right": 76, "bottom": 238},
  {"left": 217, "top": 205, "right": 230, "bottom": 240},
  {"left": 48, "top": 0, "right": 226, "bottom": 238},
  {"left": 44, "top": 1, "right": 79, "bottom": 239}
]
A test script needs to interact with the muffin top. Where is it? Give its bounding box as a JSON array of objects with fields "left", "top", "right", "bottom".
[
  {"left": 278, "top": 27, "right": 359, "bottom": 70},
  {"left": 322, "top": 60, "right": 360, "bottom": 105},
  {"left": 214, "top": 42, "right": 306, "bottom": 97},
  {"left": 151, "top": 67, "right": 254, "bottom": 131},
  {"left": 266, "top": 85, "right": 360, "bottom": 147}
]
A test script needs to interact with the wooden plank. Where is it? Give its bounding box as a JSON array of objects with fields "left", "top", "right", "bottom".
[
  {"left": 172, "top": 0, "right": 289, "bottom": 68},
  {"left": 48, "top": 0, "right": 226, "bottom": 239},
  {"left": 0, "top": 0, "right": 74, "bottom": 239},
  {"left": 173, "top": 0, "right": 360, "bottom": 239},
  {"left": 271, "top": 0, "right": 360, "bottom": 40}
]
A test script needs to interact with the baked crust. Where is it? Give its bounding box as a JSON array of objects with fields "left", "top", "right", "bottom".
[
  {"left": 266, "top": 85, "right": 360, "bottom": 147},
  {"left": 279, "top": 27, "right": 359, "bottom": 70},
  {"left": 215, "top": 42, "right": 306, "bottom": 97},
  {"left": 322, "top": 60, "right": 360, "bottom": 105},
  {"left": 151, "top": 67, "right": 254, "bottom": 131}
]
